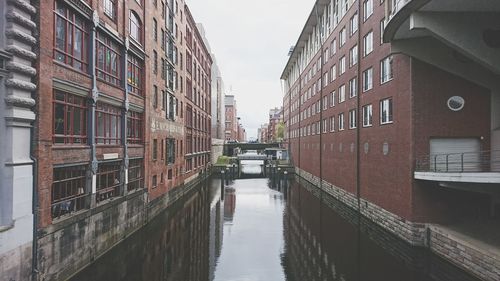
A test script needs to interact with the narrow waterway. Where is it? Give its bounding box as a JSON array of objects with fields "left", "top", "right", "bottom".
[{"left": 71, "top": 173, "right": 480, "bottom": 281}]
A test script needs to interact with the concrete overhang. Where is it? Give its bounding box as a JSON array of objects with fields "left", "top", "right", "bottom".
[
  {"left": 415, "top": 172, "right": 500, "bottom": 184},
  {"left": 383, "top": 0, "right": 500, "bottom": 78}
]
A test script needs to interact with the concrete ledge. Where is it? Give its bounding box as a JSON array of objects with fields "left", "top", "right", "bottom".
[{"left": 415, "top": 172, "right": 500, "bottom": 183}]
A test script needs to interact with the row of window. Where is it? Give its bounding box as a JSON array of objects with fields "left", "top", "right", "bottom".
[
  {"left": 290, "top": 56, "right": 393, "bottom": 126},
  {"left": 53, "top": 91, "right": 143, "bottom": 145},
  {"left": 54, "top": 1, "right": 144, "bottom": 94},
  {"left": 51, "top": 159, "right": 144, "bottom": 219},
  {"left": 289, "top": 98, "right": 393, "bottom": 138},
  {"left": 152, "top": 138, "right": 177, "bottom": 165}
]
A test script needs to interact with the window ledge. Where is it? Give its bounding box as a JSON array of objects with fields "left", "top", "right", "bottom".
[{"left": 52, "top": 144, "right": 90, "bottom": 150}]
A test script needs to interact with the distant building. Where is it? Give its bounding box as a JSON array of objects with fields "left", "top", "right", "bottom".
[
  {"left": 224, "top": 95, "right": 238, "bottom": 141},
  {"left": 267, "top": 107, "right": 283, "bottom": 142}
]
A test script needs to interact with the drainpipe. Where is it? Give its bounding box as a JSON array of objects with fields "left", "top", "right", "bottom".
[{"left": 30, "top": 137, "right": 38, "bottom": 280}]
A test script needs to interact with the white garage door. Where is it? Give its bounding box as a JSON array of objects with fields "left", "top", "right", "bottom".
[{"left": 430, "top": 138, "right": 481, "bottom": 172}]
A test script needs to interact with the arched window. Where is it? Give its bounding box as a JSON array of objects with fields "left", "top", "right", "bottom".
[{"left": 129, "top": 11, "right": 141, "bottom": 43}]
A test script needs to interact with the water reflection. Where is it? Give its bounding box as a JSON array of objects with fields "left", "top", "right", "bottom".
[
  {"left": 71, "top": 177, "right": 480, "bottom": 281},
  {"left": 283, "top": 179, "right": 480, "bottom": 281}
]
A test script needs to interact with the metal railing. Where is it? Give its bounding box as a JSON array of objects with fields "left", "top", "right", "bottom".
[
  {"left": 415, "top": 150, "right": 500, "bottom": 173},
  {"left": 388, "top": 0, "right": 412, "bottom": 19}
]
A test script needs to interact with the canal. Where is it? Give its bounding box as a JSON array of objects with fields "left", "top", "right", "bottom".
[{"left": 71, "top": 174, "right": 480, "bottom": 281}]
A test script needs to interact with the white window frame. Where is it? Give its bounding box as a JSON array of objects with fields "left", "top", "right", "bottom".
[
  {"left": 329, "top": 116, "right": 335, "bottom": 132},
  {"left": 363, "top": 67, "right": 373, "bottom": 92},
  {"left": 330, "top": 91, "right": 335, "bottom": 107},
  {"left": 330, "top": 65, "right": 337, "bottom": 82},
  {"left": 380, "top": 98, "right": 393, "bottom": 124},
  {"left": 349, "top": 77, "right": 357, "bottom": 98},
  {"left": 338, "top": 113, "right": 345, "bottom": 130},
  {"left": 339, "top": 56, "right": 346, "bottom": 75},
  {"left": 349, "top": 109, "right": 357, "bottom": 129},
  {"left": 380, "top": 56, "right": 394, "bottom": 84},
  {"left": 363, "top": 31, "right": 373, "bottom": 56},
  {"left": 322, "top": 119, "right": 327, "bottom": 133},
  {"left": 363, "top": 0, "right": 373, "bottom": 21},
  {"left": 362, "top": 104, "right": 373, "bottom": 127},
  {"left": 338, "top": 84, "right": 346, "bottom": 103},
  {"left": 349, "top": 45, "right": 358, "bottom": 67},
  {"left": 350, "top": 13, "right": 358, "bottom": 36},
  {"left": 340, "top": 27, "right": 346, "bottom": 47}
]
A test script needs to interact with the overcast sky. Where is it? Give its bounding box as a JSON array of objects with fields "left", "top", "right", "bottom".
[{"left": 188, "top": 0, "right": 315, "bottom": 139}]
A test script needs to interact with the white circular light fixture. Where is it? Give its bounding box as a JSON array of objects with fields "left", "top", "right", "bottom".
[{"left": 447, "top": 96, "right": 465, "bottom": 111}]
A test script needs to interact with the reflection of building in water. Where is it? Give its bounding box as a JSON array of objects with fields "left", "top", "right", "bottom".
[
  {"left": 283, "top": 181, "right": 480, "bottom": 281},
  {"left": 71, "top": 186, "right": 211, "bottom": 281},
  {"left": 224, "top": 188, "right": 236, "bottom": 222},
  {"left": 209, "top": 183, "right": 224, "bottom": 281}
]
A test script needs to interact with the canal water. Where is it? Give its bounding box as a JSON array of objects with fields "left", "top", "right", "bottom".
[{"left": 71, "top": 173, "right": 480, "bottom": 281}]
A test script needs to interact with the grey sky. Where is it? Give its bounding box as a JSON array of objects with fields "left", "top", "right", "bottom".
[{"left": 188, "top": 0, "right": 315, "bottom": 139}]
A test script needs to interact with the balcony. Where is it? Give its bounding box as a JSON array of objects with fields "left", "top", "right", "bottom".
[
  {"left": 383, "top": 0, "right": 500, "bottom": 80},
  {"left": 415, "top": 150, "right": 500, "bottom": 184}
]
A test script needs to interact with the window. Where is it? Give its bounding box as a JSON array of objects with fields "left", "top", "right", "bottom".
[
  {"left": 54, "top": 1, "right": 89, "bottom": 71},
  {"left": 153, "top": 51, "right": 158, "bottom": 74},
  {"left": 363, "top": 67, "right": 373, "bottom": 92},
  {"left": 127, "top": 54, "right": 143, "bottom": 96},
  {"left": 153, "top": 19, "right": 158, "bottom": 42},
  {"left": 128, "top": 159, "right": 144, "bottom": 191},
  {"left": 95, "top": 103, "right": 122, "bottom": 145},
  {"left": 53, "top": 91, "right": 87, "bottom": 144},
  {"left": 339, "top": 27, "right": 346, "bottom": 47},
  {"left": 338, "top": 84, "right": 346, "bottom": 103},
  {"left": 127, "top": 111, "right": 143, "bottom": 144},
  {"left": 363, "top": 0, "right": 373, "bottom": 21},
  {"left": 349, "top": 45, "right": 358, "bottom": 67},
  {"left": 329, "top": 116, "right": 335, "bottom": 132},
  {"left": 322, "top": 119, "right": 327, "bottom": 133},
  {"left": 330, "top": 91, "right": 335, "bottom": 107},
  {"left": 323, "top": 96, "right": 328, "bottom": 110},
  {"left": 104, "top": 0, "right": 116, "bottom": 20},
  {"left": 153, "top": 139, "right": 158, "bottom": 160},
  {"left": 380, "top": 98, "right": 393, "bottom": 124},
  {"left": 167, "top": 138, "right": 175, "bottom": 164},
  {"left": 338, "top": 113, "right": 345, "bottom": 130},
  {"left": 51, "top": 165, "right": 87, "bottom": 219},
  {"left": 323, "top": 73, "right": 328, "bottom": 88},
  {"left": 96, "top": 33, "right": 121, "bottom": 86},
  {"left": 96, "top": 161, "right": 121, "bottom": 202},
  {"left": 330, "top": 65, "right": 336, "bottom": 82},
  {"left": 363, "top": 31, "right": 373, "bottom": 56},
  {"left": 349, "top": 109, "right": 357, "bottom": 129},
  {"left": 362, "top": 104, "right": 373, "bottom": 127},
  {"left": 129, "top": 11, "right": 141, "bottom": 43},
  {"left": 339, "top": 56, "right": 346, "bottom": 75},
  {"left": 152, "top": 175, "right": 158, "bottom": 188},
  {"left": 330, "top": 39, "right": 337, "bottom": 56},
  {"left": 153, "top": 86, "right": 158, "bottom": 108},
  {"left": 350, "top": 13, "right": 358, "bottom": 36},
  {"left": 349, "top": 77, "right": 357, "bottom": 98},
  {"left": 380, "top": 18, "right": 386, "bottom": 44},
  {"left": 380, "top": 56, "right": 394, "bottom": 83}
]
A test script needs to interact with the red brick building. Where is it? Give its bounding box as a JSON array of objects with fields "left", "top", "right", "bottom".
[
  {"left": 183, "top": 6, "right": 212, "bottom": 180},
  {"left": 224, "top": 95, "right": 238, "bottom": 141},
  {"left": 36, "top": 0, "right": 147, "bottom": 227},
  {"left": 282, "top": 0, "right": 498, "bottom": 279}
]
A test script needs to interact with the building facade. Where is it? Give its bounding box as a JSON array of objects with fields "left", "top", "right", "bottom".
[
  {"left": 281, "top": 0, "right": 499, "bottom": 280},
  {"left": 0, "top": 0, "right": 212, "bottom": 279},
  {"left": 224, "top": 94, "right": 238, "bottom": 141},
  {"left": 183, "top": 6, "right": 212, "bottom": 181},
  {"left": 267, "top": 107, "right": 283, "bottom": 142}
]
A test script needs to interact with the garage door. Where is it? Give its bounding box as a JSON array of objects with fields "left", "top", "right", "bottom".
[{"left": 430, "top": 138, "right": 481, "bottom": 172}]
